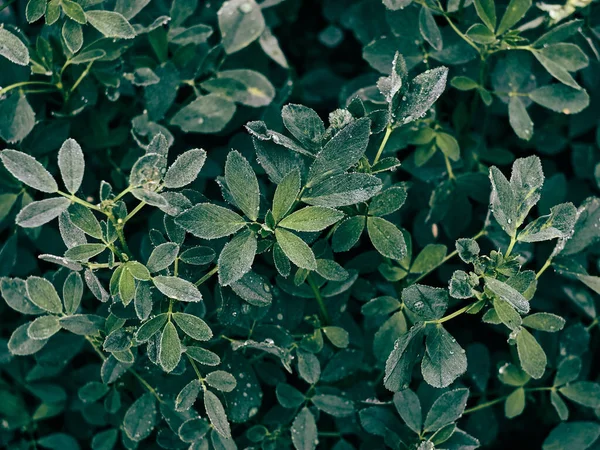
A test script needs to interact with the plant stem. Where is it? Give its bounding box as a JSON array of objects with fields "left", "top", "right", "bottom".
[
  {"left": 67, "top": 61, "right": 94, "bottom": 99},
  {"left": 586, "top": 318, "right": 598, "bottom": 332},
  {"left": 307, "top": 274, "right": 331, "bottom": 325},
  {"left": 187, "top": 355, "right": 204, "bottom": 381},
  {"left": 463, "top": 396, "right": 507, "bottom": 414},
  {"left": 505, "top": 234, "right": 517, "bottom": 258},
  {"left": 411, "top": 228, "right": 487, "bottom": 285},
  {"left": 443, "top": 153, "right": 456, "bottom": 180},
  {"left": 426, "top": 303, "right": 474, "bottom": 325},
  {"left": 195, "top": 266, "right": 219, "bottom": 286},
  {"left": 0, "top": 81, "right": 56, "bottom": 97},
  {"left": 441, "top": 11, "right": 481, "bottom": 55},
  {"left": 85, "top": 336, "right": 163, "bottom": 402},
  {"left": 536, "top": 256, "right": 553, "bottom": 279},
  {"left": 112, "top": 186, "right": 133, "bottom": 203},
  {"left": 373, "top": 125, "right": 393, "bottom": 165},
  {"left": 57, "top": 190, "right": 104, "bottom": 213},
  {"left": 124, "top": 201, "right": 146, "bottom": 224}
]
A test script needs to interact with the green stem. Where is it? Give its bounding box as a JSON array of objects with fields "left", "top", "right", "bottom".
[
  {"left": 536, "top": 256, "right": 553, "bottom": 279},
  {"left": 307, "top": 275, "right": 330, "bottom": 325},
  {"left": 186, "top": 354, "right": 204, "bottom": 382},
  {"left": 57, "top": 190, "right": 105, "bottom": 213},
  {"left": 443, "top": 154, "right": 456, "bottom": 180},
  {"left": 112, "top": 186, "right": 133, "bottom": 203},
  {"left": 505, "top": 234, "right": 517, "bottom": 258},
  {"left": 463, "top": 396, "right": 507, "bottom": 414},
  {"left": 440, "top": 8, "right": 481, "bottom": 55},
  {"left": 67, "top": 61, "right": 94, "bottom": 99},
  {"left": 586, "top": 318, "right": 598, "bottom": 332},
  {"left": 0, "top": 81, "right": 56, "bottom": 97},
  {"left": 373, "top": 125, "right": 393, "bottom": 165},
  {"left": 411, "top": 228, "right": 487, "bottom": 285},
  {"left": 425, "top": 303, "right": 474, "bottom": 325},
  {"left": 195, "top": 266, "right": 219, "bottom": 286},
  {"left": 124, "top": 201, "right": 146, "bottom": 224},
  {"left": 85, "top": 336, "right": 163, "bottom": 402}
]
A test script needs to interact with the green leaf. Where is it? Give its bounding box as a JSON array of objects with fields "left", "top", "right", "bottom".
[
  {"left": 550, "top": 390, "right": 569, "bottom": 421},
  {"left": 281, "top": 104, "right": 324, "bottom": 152},
  {"left": 291, "top": 407, "right": 317, "bottom": 450},
  {"left": 559, "top": 382, "right": 600, "bottom": 408},
  {"left": 533, "top": 44, "right": 588, "bottom": 89},
  {"left": 272, "top": 169, "right": 301, "bottom": 223},
  {"left": 123, "top": 393, "right": 156, "bottom": 441},
  {"left": 516, "top": 328, "right": 547, "bottom": 379},
  {"left": 185, "top": 346, "right": 221, "bottom": 366},
  {"left": 26, "top": 276, "right": 62, "bottom": 314},
  {"left": 509, "top": 96, "right": 533, "bottom": 141},
  {"left": 17, "top": 197, "right": 71, "bottom": 228},
  {"left": 419, "top": 7, "right": 443, "bottom": 51},
  {"left": 170, "top": 94, "right": 236, "bottom": 133},
  {"left": 451, "top": 76, "right": 479, "bottom": 91},
  {"left": 424, "top": 388, "right": 469, "bottom": 432},
  {"left": 332, "top": 216, "right": 365, "bottom": 252},
  {"left": 59, "top": 314, "right": 104, "bottom": 335},
  {"left": 61, "top": 0, "right": 86, "bottom": 23},
  {"left": 393, "top": 389, "right": 422, "bottom": 434},
  {"left": 504, "top": 387, "right": 526, "bottom": 418},
  {"left": 78, "top": 381, "right": 110, "bottom": 403},
  {"left": 179, "top": 246, "right": 215, "bottom": 265},
  {"left": 205, "top": 371, "right": 237, "bottom": 392},
  {"left": 85, "top": 11, "right": 136, "bottom": 39},
  {"left": 554, "top": 356, "right": 582, "bottom": 387},
  {"left": 367, "top": 216, "right": 407, "bottom": 260},
  {"left": 297, "top": 350, "right": 321, "bottom": 384},
  {"left": 159, "top": 321, "right": 181, "bottom": 372},
  {"left": 518, "top": 202, "right": 577, "bottom": 243},
  {"left": 175, "top": 379, "right": 202, "bottom": 411},
  {"left": 485, "top": 276, "right": 530, "bottom": 314},
  {"left": 8, "top": 322, "right": 48, "bottom": 355},
  {"left": 384, "top": 323, "right": 425, "bottom": 391},
  {"left": 28, "top": 315, "right": 61, "bottom": 340},
  {"left": 225, "top": 150, "right": 260, "bottom": 221},
  {"left": 474, "top": 0, "right": 497, "bottom": 31},
  {"left": 529, "top": 85, "right": 589, "bottom": 114},
  {"left": 63, "top": 272, "right": 83, "bottom": 315},
  {"left": 172, "top": 312, "right": 212, "bottom": 341},
  {"left": 395, "top": 66, "right": 448, "bottom": 126},
  {"left": 62, "top": 20, "right": 83, "bottom": 54},
  {"left": 218, "top": 229, "right": 257, "bottom": 286},
  {"left": 176, "top": 203, "right": 246, "bottom": 239},
  {"left": 26, "top": 0, "right": 46, "bottom": 22},
  {"left": 302, "top": 173, "right": 382, "bottom": 207},
  {"left": 403, "top": 284, "right": 448, "bottom": 321},
  {"left": 65, "top": 243, "right": 107, "bottom": 261},
  {"left": 368, "top": 185, "right": 408, "bottom": 217},
  {"left": 135, "top": 314, "right": 168, "bottom": 342},
  {"left": 279, "top": 206, "right": 343, "bottom": 232},
  {"left": 322, "top": 326, "right": 349, "bottom": 348},
  {"left": 230, "top": 271, "right": 273, "bottom": 306},
  {"left": 411, "top": 244, "right": 447, "bottom": 274},
  {"left": 522, "top": 313, "right": 565, "bottom": 332},
  {"left": 218, "top": 0, "right": 265, "bottom": 54},
  {"left": 204, "top": 390, "right": 231, "bottom": 438},
  {"left": 493, "top": 297, "right": 522, "bottom": 330},
  {"left": 275, "top": 228, "right": 317, "bottom": 270},
  {"left": 542, "top": 422, "right": 600, "bottom": 450},
  {"left": 69, "top": 49, "right": 106, "bottom": 65},
  {"left": 562, "top": 197, "right": 600, "bottom": 255},
  {"left": 0, "top": 28, "right": 29, "bottom": 66},
  {"left": 163, "top": 148, "right": 206, "bottom": 189},
  {"left": 467, "top": 23, "right": 497, "bottom": 43},
  {"left": 422, "top": 325, "right": 467, "bottom": 388},
  {"left": 0, "top": 94, "right": 35, "bottom": 143},
  {"left": 58, "top": 139, "right": 85, "bottom": 194},
  {"left": 307, "top": 117, "right": 371, "bottom": 185},
  {"left": 456, "top": 238, "right": 480, "bottom": 263},
  {"left": 152, "top": 276, "right": 202, "bottom": 302},
  {"left": 276, "top": 383, "right": 305, "bottom": 408},
  {"left": 202, "top": 69, "right": 275, "bottom": 107},
  {"left": 1, "top": 149, "right": 57, "bottom": 193},
  {"left": 146, "top": 242, "right": 179, "bottom": 272},
  {"left": 312, "top": 394, "right": 354, "bottom": 417},
  {"left": 496, "top": 0, "right": 531, "bottom": 35}
]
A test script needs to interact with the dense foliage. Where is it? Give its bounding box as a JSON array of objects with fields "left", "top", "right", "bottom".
[{"left": 1, "top": 0, "right": 600, "bottom": 449}]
